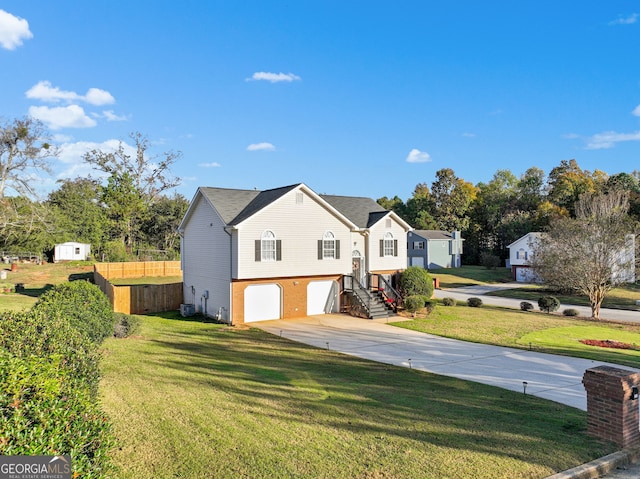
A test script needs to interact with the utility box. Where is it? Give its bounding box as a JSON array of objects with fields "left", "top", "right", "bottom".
[{"left": 180, "top": 303, "right": 196, "bottom": 317}]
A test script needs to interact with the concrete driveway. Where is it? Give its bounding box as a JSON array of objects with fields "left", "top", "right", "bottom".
[{"left": 255, "top": 314, "right": 640, "bottom": 411}]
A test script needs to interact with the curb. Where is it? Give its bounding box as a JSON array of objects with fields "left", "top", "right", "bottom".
[{"left": 545, "top": 448, "right": 640, "bottom": 479}]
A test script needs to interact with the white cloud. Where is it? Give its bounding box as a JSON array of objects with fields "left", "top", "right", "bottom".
[
  {"left": 585, "top": 130, "right": 640, "bottom": 149},
  {"left": 25, "top": 81, "right": 115, "bottom": 105},
  {"left": 609, "top": 13, "right": 638, "bottom": 25},
  {"left": 84, "top": 87, "right": 115, "bottom": 105},
  {"left": 29, "top": 105, "right": 97, "bottom": 130},
  {"left": 247, "top": 142, "right": 276, "bottom": 151},
  {"left": 632, "top": 105, "right": 640, "bottom": 116},
  {"left": 94, "top": 110, "right": 129, "bottom": 122},
  {"left": 0, "top": 9, "right": 33, "bottom": 50},
  {"left": 198, "top": 162, "right": 221, "bottom": 168},
  {"left": 247, "top": 72, "right": 301, "bottom": 83},
  {"left": 406, "top": 148, "right": 431, "bottom": 163},
  {"left": 462, "top": 132, "right": 476, "bottom": 138}
]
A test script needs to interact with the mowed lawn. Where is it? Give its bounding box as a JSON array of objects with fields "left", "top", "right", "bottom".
[
  {"left": 392, "top": 304, "right": 640, "bottom": 369},
  {"left": 100, "top": 314, "right": 614, "bottom": 479}
]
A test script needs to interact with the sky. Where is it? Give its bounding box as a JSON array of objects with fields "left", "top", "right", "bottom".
[{"left": 1, "top": 1, "right": 640, "bottom": 202}]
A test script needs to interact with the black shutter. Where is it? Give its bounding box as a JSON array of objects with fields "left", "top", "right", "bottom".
[
  {"left": 255, "top": 240, "right": 261, "bottom": 262},
  {"left": 276, "top": 240, "right": 282, "bottom": 261},
  {"left": 318, "top": 240, "right": 323, "bottom": 260},
  {"left": 393, "top": 240, "right": 398, "bottom": 257},
  {"left": 380, "top": 239, "right": 384, "bottom": 257},
  {"left": 335, "top": 240, "right": 340, "bottom": 259}
]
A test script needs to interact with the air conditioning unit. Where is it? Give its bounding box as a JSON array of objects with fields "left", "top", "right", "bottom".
[{"left": 180, "top": 303, "right": 195, "bottom": 317}]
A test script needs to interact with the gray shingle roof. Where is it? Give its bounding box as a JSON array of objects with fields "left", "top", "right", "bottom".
[
  {"left": 412, "top": 230, "right": 454, "bottom": 240},
  {"left": 197, "top": 185, "right": 390, "bottom": 228},
  {"left": 320, "top": 195, "right": 388, "bottom": 228}
]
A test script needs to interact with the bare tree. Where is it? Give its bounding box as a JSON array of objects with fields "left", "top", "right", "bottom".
[
  {"left": 82, "top": 132, "right": 181, "bottom": 202},
  {"left": 531, "top": 191, "right": 635, "bottom": 319},
  {"left": 0, "top": 117, "right": 57, "bottom": 199}
]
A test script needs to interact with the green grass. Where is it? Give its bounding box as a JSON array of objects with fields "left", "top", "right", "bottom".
[
  {"left": 100, "top": 312, "right": 614, "bottom": 479},
  {"left": 487, "top": 284, "right": 640, "bottom": 311},
  {"left": 392, "top": 303, "right": 640, "bottom": 368},
  {"left": 0, "top": 262, "right": 94, "bottom": 312},
  {"left": 430, "top": 265, "right": 512, "bottom": 288}
]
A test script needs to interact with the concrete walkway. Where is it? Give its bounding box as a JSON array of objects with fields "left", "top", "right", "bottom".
[{"left": 255, "top": 314, "right": 640, "bottom": 411}]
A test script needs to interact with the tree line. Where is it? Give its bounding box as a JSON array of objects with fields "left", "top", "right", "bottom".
[
  {"left": 377, "top": 163, "right": 640, "bottom": 264},
  {"left": 0, "top": 117, "right": 188, "bottom": 261}
]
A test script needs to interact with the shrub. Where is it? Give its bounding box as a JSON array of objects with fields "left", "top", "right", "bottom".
[
  {"left": 563, "top": 308, "right": 579, "bottom": 317},
  {"left": 520, "top": 301, "right": 534, "bottom": 311},
  {"left": 424, "top": 300, "right": 436, "bottom": 314},
  {"left": 113, "top": 313, "right": 141, "bottom": 338},
  {"left": 479, "top": 251, "right": 501, "bottom": 270},
  {"left": 467, "top": 297, "right": 483, "bottom": 307},
  {"left": 442, "top": 297, "right": 456, "bottom": 306},
  {"left": 538, "top": 296, "right": 560, "bottom": 314},
  {"left": 0, "top": 313, "right": 114, "bottom": 477},
  {"left": 400, "top": 267, "right": 434, "bottom": 298},
  {"left": 0, "top": 310, "right": 100, "bottom": 391},
  {"left": 32, "top": 280, "right": 114, "bottom": 344},
  {"left": 404, "top": 295, "right": 428, "bottom": 315}
]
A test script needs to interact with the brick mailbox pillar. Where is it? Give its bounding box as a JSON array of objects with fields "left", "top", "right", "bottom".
[{"left": 583, "top": 366, "right": 640, "bottom": 448}]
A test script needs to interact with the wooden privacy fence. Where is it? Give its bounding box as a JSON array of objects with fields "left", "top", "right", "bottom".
[{"left": 94, "top": 261, "right": 183, "bottom": 315}]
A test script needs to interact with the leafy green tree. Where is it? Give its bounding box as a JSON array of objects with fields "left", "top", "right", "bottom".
[
  {"left": 430, "top": 168, "right": 476, "bottom": 231},
  {"left": 47, "top": 178, "right": 109, "bottom": 254},
  {"left": 101, "top": 172, "right": 146, "bottom": 252},
  {"left": 547, "top": 159, "right": 606, "bottom": 216},
  {"left": 139, "top": 193, "right": 189, "bottom": 256},
  {"left": 82, "top": 132, "right": 181, "bottom": 254}
]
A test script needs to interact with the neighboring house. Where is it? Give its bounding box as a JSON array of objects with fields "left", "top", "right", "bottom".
[
  {"left": 507, "top": 233, "right": 543, "bottom": 282},
  {"left": 54, "top": 242, "right": 91, "bottom": 262},
  {"left": 178, "top": 183, "right": 412, "bottom": 324},
  {"left": 407, "top": 230, "right": 463, "bottom": 269},
  {"left": 508, "top": 232, "right": 636, "bottom": 283}
]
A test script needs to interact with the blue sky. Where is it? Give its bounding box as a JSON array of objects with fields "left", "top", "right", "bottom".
[{"left": 1, "top": 1, "right": 639, "bottom": 202}]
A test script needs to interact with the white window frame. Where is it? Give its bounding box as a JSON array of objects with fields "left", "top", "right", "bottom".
[
  {"left": 261, "top": 230, "right": 277, "bottom": 262},
  {"left": 384, "top": 232, "right": 394, "bottom": 257},
  {"left": 413, "top": 241, "right": 424, "bottom": 250},
  {"left": 323, "top": 231, "right": 336, "bottom": 259}
]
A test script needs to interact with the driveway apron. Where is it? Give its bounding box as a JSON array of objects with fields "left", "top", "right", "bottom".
[{"left": 255, "top": 314, "right": 640, "bottom": 411}]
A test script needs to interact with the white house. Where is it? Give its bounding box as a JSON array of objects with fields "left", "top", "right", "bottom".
[
  {"left": 54, "top": 242, "right": 91, "bottom": 262},
  {"left": 178, "top": 183, "right": 412, "bottom": 324},
  {"left": 407, "top": 230, "right": 463, "bottom": 269},
  {"left": 507, "top": 233, "right": 543, "bottom": 282},
  {"left": 508, "top": 232, "right": 636, "bottom": 283}
]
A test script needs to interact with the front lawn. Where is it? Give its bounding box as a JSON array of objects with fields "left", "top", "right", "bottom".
[
  {"left": 100, "top": 313, "right": 614, "bottom": 478},
  {"left": 392, "top": 303, "right": 640, "bottom": 368},
  {"left": 486, "top": 284, "right": 640, "bottom": 311},
  {"left": 430, "top": 265, "right": 512, "bottom": 287}
]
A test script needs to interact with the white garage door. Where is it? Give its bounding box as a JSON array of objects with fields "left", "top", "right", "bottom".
[
  {"left": 411, "top": 256, "right": 425, "bottom": 268},
  {"left": 307, "top": 280, "right": 336, "bottom": 315},
  {"left": 244, "top": 284, "right": 281, "bottom": 322}
]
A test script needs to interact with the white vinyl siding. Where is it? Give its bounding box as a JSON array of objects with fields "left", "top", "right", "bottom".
[
  {"left": 236, "top": 188, "right": 352, "bottom": 279},
  {"left": 368, "top": 218, "right": 408, "bottom": 272},
  {"left": 180, "top": 194, "right": 231, "bottom": 317}
]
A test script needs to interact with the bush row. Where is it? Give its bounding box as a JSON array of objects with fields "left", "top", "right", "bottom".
[{"left": 0, "top": 280, "right": 116, "bottom": 478}]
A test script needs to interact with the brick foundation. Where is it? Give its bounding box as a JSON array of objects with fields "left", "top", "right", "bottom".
[{"left": 583, "top": 366, "right": 640, "bottom": 448}]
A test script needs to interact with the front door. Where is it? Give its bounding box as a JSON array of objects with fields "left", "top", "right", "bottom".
[{"left": 352, "top": 250, "right": 364, "bottom": 285}]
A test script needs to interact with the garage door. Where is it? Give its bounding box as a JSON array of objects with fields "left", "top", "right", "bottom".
[
  {"left": 307, "top": 280, "right": 337, "bottom": 315},
  {"left": 244, "top": 284, "right": 281, "bottom": 322}
]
